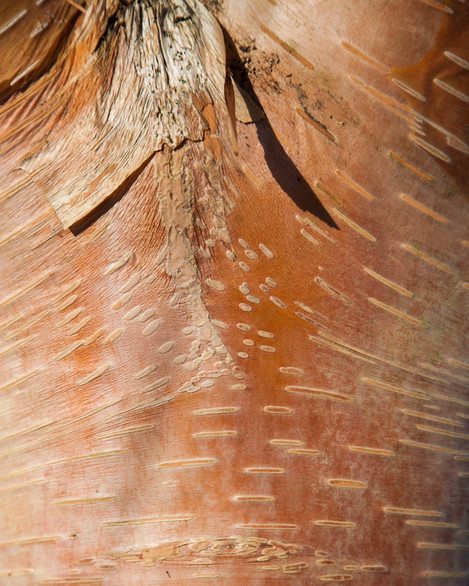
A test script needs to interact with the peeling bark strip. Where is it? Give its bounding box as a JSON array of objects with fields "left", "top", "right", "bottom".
[
  {"left": 0, "top": 0, "right": 468, "bottom": 584},
  {"left": 69, "top": 152, "right": 156, "bottom": 235},
  {"left": 16, "top": 0, "right": 228, "bottom": 230}
]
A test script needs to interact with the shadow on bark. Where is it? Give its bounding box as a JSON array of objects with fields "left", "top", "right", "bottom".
[{"left": 222, "top": 27, "right": 338, "bottom": 229}]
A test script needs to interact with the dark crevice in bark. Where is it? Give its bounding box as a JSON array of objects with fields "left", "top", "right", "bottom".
[
  {"left": 93, "top": 0, "right": 195, "bottom": 57},
  {"left": 92, "top": 1, "right": 130, "bottom": 55},
  {"left": 222, "top": 26, "right": 339, "bottom": 229},
  {"left": 70, "top": 151, "right": 156, "bottom": 236}
]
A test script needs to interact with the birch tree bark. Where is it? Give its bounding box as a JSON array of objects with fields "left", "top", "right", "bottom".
[{"left": 0, "top": 0, "right": 467, "bottom": 584}]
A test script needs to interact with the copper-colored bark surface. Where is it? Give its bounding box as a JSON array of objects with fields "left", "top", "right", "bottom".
[{"left": 0, "top": 0, "right": 468, "bottom": 584}]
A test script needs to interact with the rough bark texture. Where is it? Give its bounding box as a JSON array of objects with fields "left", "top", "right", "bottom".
[{"left": 0, "top": 0, "right": 468, "bottom": 584}]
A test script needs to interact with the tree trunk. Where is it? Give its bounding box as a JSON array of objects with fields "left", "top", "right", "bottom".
[{"left": 0, "top": 0, "right": 467, "bottom": 584}]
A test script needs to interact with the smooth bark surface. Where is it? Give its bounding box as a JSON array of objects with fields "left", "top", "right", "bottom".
[{"left": 0, "top": 0, "right": 467, "bottom": 583}]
